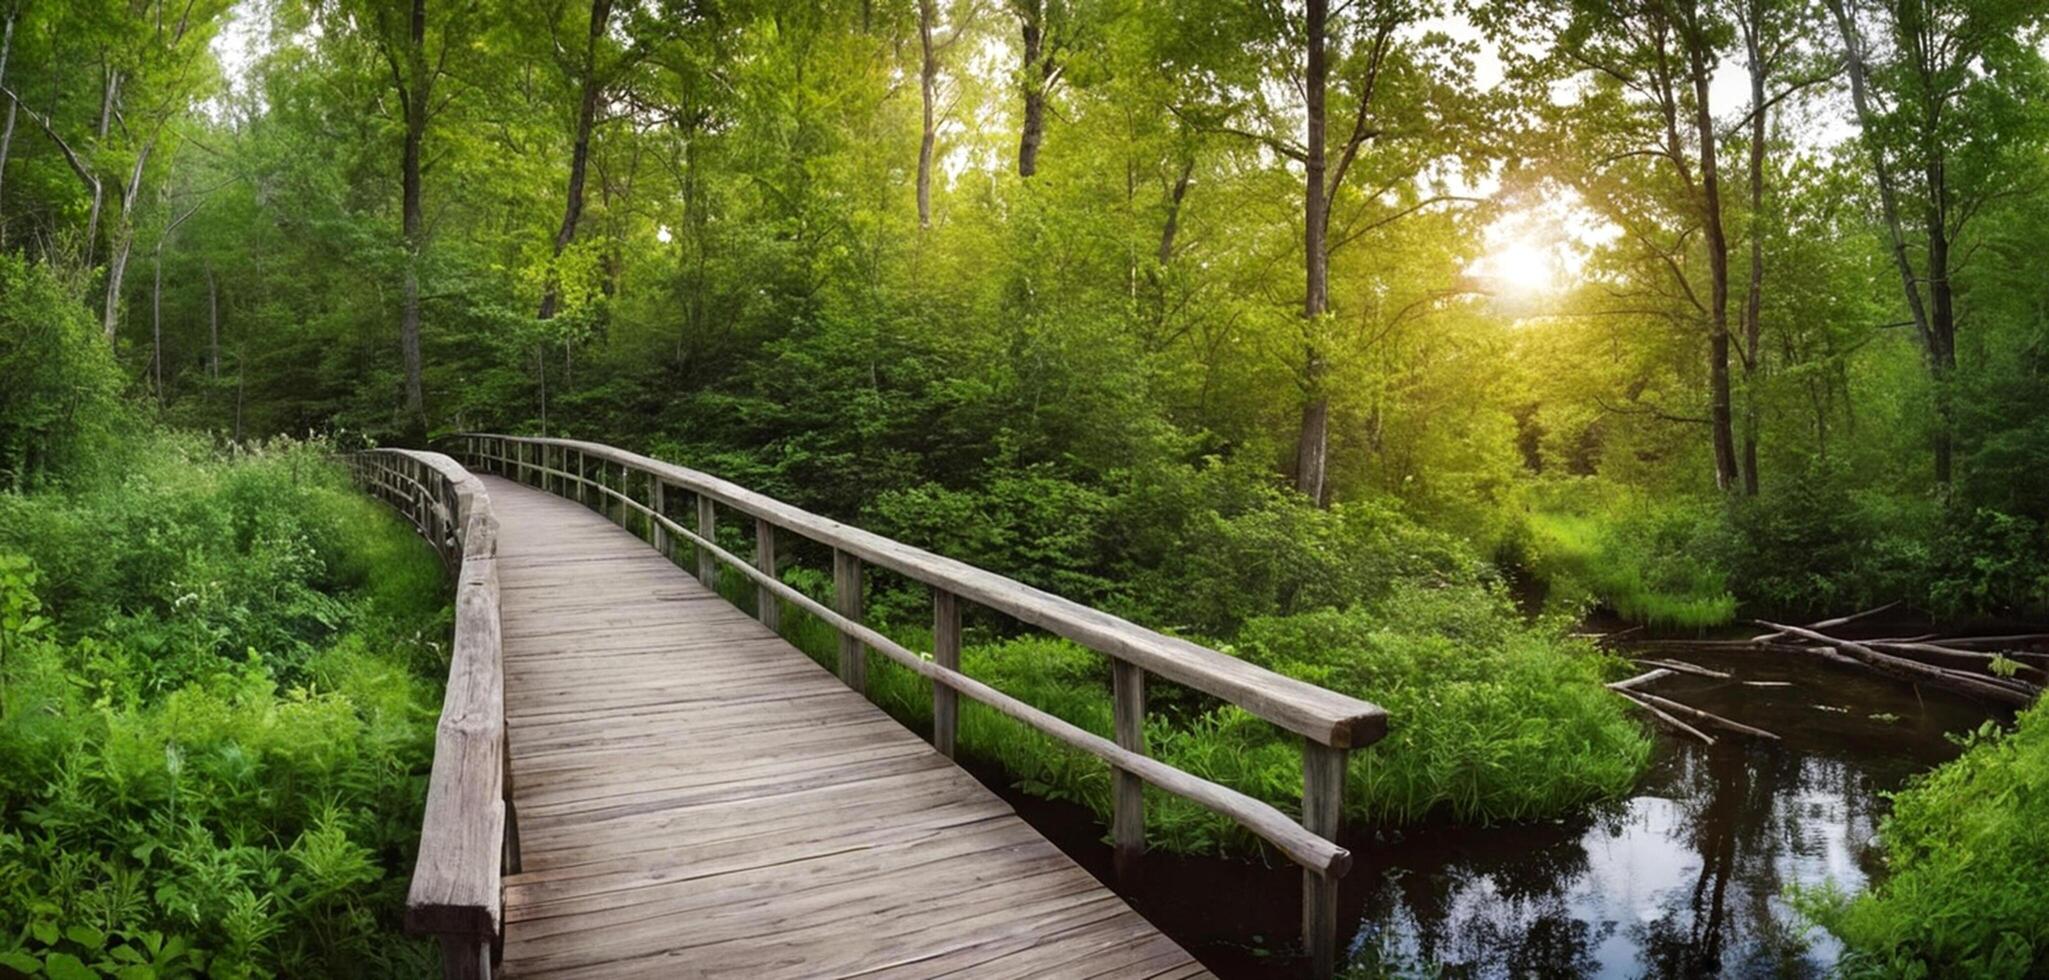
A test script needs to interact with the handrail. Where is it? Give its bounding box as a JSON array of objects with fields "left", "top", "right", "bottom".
[
  {"left": 449, "top": 433, "right": 1386, "bottom": 978},
  {"left": 346, "top": 450, "right": 513, "bottom": 980}
]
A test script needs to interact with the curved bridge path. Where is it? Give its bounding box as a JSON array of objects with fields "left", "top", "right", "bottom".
[
  {"left": 353, "top": 439, "right": 1387, "bottom": 980},
  {"left": 483, "top": 474, "right": 1212, "bottom": 979}
]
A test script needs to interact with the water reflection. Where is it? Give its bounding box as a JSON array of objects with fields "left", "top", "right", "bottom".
[
  {"left": 985, "top": 649, "right": 1989, "bottom": 978},
  {"left": 1340, "top": 650, "right": 1979, "bottom": 979}
]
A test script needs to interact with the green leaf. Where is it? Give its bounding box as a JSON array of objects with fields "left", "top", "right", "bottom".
[
  {"left": 0, "top": 950, "right": 40, "bottom": 973},
  {"left": 63, "top": 926, "right": 106, "bottom": 952},
  {"left": 30, "top": 920, "right": 58, "bottom": 946},
  {"left": 42, "top": 953, "right": 98, "bottom": 980}
]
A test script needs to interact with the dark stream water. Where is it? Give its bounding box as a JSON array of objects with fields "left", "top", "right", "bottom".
[{"left": 974, "top": 645, "right": 2000, "bottom": 978}]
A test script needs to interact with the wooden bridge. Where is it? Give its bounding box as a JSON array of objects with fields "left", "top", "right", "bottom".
[{"left": 348, "top": 436, "right": 1388, "bottom": 979}]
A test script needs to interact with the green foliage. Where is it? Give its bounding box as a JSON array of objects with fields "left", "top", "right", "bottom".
[
  {"left": 1517, "top": 482, "right": 1738, "bottom": 628},
  {"left": 0, "top": 255, "right": 128, "bottom": 492},
  {"left": 0, "top": 440, "right": 446, "bottom": 978},
  {"left": 767, "top": 571, "right": 1647, "bottom": 851},
  {"left": 1926, "top": 508, "right": 2049, "bottom": 617},
  {"left": 1794, "top": 703, "right": 2049, "bottom": 978},
  {"left": 1230, "top": 584, "right": 1650, "bottom": 825}
]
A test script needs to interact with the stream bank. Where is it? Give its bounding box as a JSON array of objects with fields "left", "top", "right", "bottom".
[{"left": 973, "top": 643, "right": 2000, "bottom": 978}]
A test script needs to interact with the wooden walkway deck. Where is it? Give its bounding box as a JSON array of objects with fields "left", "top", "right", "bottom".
[{"left": 482, "top": 475, "right": 1213, "bottom": 978}]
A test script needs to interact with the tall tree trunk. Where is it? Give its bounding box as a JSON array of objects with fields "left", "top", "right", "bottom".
[
  {"left": 1925, "top": 167, "right": 1955, "bottom": 485},
  {"left": 399, "top": 0, "right": 428, "bottom": 430},
  {"left": 1685, "top": 12, "right": 1739, "bottom": 492},
  {"left": 151, "top": 244, "right": 163, "bottom": 406},
  {"left": 0, "top": 9, "right": 16, "bottom": 232},
  {"left": 1826, "top": 0, "right": 1947, "bottom": 484},
  {"left": 539, "top": 0, "right": 612, "bottom": 320},
  {"left": 1296, "top": 0, "right": 1330, "bottom": 504},
  {"left": 207, "top": 261, "right": 219, "bottom": 379},
  {"left": 1016, "top": 0, "right": 1047, "bottom": 177},
  {"left": 1740, "top": 9, "right": 1767, "bottom": 496},
  {"left": 1826, "top": 0, "right": 1931, "bottom": 335},
  {"left": 102, "top": 143, "right": 152, "bottom": 344},
  {"left": 84, "top": 66, "right": 119, "bottom": 263},
  {"left": 916, "top": 0, "right": 939, "bottom": 228}
]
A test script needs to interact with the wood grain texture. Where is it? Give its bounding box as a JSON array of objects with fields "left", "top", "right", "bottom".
[
  {"left": 472, "top": 475, "right": 1211, "bottom": 979},
  {"left": 350, "top": 450, "right": 507, "bottom": 951},
  {"left": 454, "top": 435, "right": 1386, "bottom": 749}
]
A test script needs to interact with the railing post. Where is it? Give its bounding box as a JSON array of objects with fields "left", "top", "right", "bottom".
[
  {"left": 754, "top": 518, "right": 779, "bottom": 632},
  {"left": 932, "top": 590, "right": 960, "bottom": 757},
  {"left": 613, "top": 463, "right": 626, "bottom": 526},
  {"left": 1302, "top": 741, "right": 1348, "bottom": 980},
  {"left": 651, "top": 480, "right": 668, "bottom": 558},
  {"left": 834, "top": 549, "right": 865, "bottom": 695},
  {"left": 436, "top": 935, "right": 490, "bottom": 980},
  {"left": 1112, "top": 661, "right": 1146, "bottom": 883},
  {"left": 695, "top": 495, "right": 716, "bottom": 586}
]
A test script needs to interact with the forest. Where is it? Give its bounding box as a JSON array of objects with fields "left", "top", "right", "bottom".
[{"left": 0, "top": 0, "right": 2046, "bottom": 976}]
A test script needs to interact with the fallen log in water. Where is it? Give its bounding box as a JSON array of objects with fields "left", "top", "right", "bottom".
[
  {"left": 1754, "top": 621, "right": 2039, "bottom": 709},
  {"left": 1610, "top": 686, "right": 1716, "bottom": 745},
  {"left": 1750, "top": 602, "right": 1900, "bottom": 644},
  {"left": 1606, "top": 668, "right": 1780, "bottom": 743},
  {"left": 1631, "top": 657, "right": 1732, "bottom": 679},
  {"left": 1862, "top": 640, "right": 2048, "bottom": 685}
]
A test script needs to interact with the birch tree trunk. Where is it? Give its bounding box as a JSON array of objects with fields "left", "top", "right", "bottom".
[
  {"left": 1295, "top": 0, "right": 1331, "bottom": 504},
  {"left": 916, "top": 0, "right": 939, "bottom": 228}
]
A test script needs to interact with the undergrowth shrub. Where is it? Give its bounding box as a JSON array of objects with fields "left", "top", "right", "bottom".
[
  {"left": 0, "top": 439, "right": 447, "bottom": 978},
  {"left": 767, "top": 574, "right": 1648, "bottom": 854},
  {"left": 1518, "top": 480, "right": 1737, "bottom": 628},
  {"left": 0, "top": 255, "right": 128, "bottom": 492},
  {"left": 1793, "top": 702, "right": 2049, "bottom": 978}
]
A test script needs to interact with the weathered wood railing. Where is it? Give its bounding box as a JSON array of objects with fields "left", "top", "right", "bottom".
[
  {"left": 346, "top": 449, "right": 513, "bottom": 980},
  {"left": 452, "top": 433, "right": 1388, "bottom": 978}
]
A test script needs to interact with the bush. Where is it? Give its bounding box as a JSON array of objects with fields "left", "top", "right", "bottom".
[
  {"left": 1926, "top": 507, "right": 2049, "bottom": 617},
  {"left": 1519, "top": 482, "right": 1737, "bottom": 628},
  {"left": 1108, "top": 456, "right": 1490, "bottom": 634},
  {"left": 1228, "top": 583, "right": 1650, "bottom": 826},
  {"left": 1794, "top": 702, "right": 2049, "bottom": 978},
  {"left": 0, "top": 254, "right": 128, "bottom": 491},
  {"left": 0, "top": 440, "right": 447, "bottom": 977},
  {"left": 815, "top": 579, "right": 1648, "bottom": 854}
]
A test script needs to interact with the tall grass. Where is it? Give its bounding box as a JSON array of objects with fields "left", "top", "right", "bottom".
[{"left": 1520, "top": 499, "right": 1737, "bottom": 629}]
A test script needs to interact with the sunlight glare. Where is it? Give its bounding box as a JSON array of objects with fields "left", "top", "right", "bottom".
[{"left": 1489, "top": 238, "right": 1558, "bottom": 295}]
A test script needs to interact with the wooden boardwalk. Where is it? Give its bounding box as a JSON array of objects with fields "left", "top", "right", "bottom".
[{"left": 481, "top": 475, "right": 1213, "bottom": 978}]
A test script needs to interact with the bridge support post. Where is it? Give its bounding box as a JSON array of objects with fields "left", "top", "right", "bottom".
[
  {"left": 1302, "top": 741, "right": 1348, "bottom": 980},
  {"left": 754, "top": 519, "right": 779, "bottom": 632},
  {"left": 651, "top": 481, "right": 668, "bottom": 558},
  {"left": 834, "top": 550, "right": 866, "bottom": 696},
  {"left": 932, "top": 590, "right": 960, "bottom": 757},
  {"left": 695, "top": 495, "right": 716, "bottom": 585},
  {"left": 1112, "top": 661, "right": 1147, "bottom": 883}
]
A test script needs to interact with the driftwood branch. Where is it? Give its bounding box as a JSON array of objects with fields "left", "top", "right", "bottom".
[
  {"left": 1607, "top": 667, "right": 1779, "bottom": 742},
  {"left": 1754, "top": 621, "right": 2037, "bottom": 709}
]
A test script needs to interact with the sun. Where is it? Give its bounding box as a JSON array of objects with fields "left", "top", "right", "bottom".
[{"left": 1489, "top": 238, "right": 1558, "bottom": 294}]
